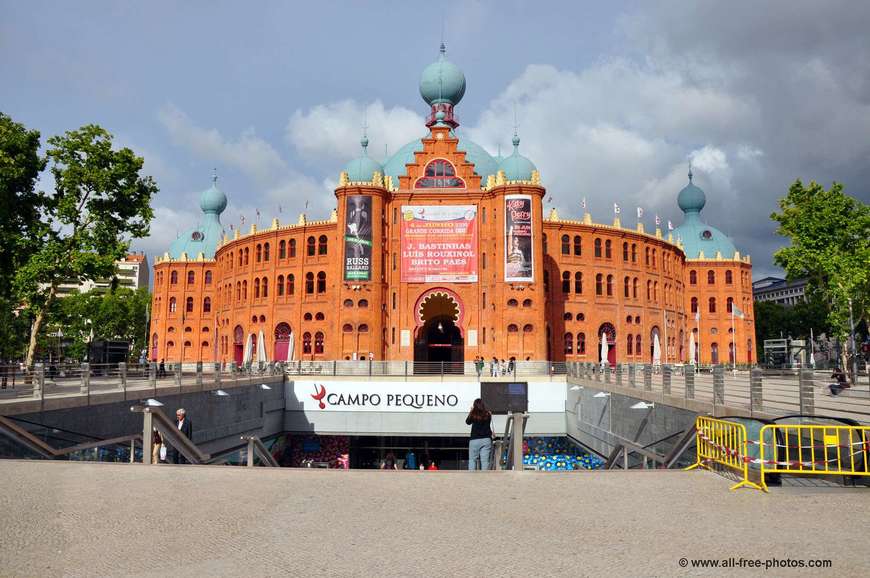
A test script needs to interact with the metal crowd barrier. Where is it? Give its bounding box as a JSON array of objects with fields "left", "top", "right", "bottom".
[
  {"left": 758, "top": 424, "right": 870, "bottom": 492},
  {"left": 684, "top": 416, "right": 762, "bottom": 491}
]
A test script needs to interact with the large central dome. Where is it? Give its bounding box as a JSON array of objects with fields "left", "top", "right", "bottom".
[{"left": 382, "top": 133, "right": 500, "bottom": 185}]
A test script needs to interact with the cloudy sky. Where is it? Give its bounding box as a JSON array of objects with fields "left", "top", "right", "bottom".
[{"left": 2, "top": 0, "right": 868, "bottom": 277}]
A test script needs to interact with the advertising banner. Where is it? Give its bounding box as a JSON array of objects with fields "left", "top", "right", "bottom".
[
  {"left": 400, "top": 205, "right": 478, "bottom": 283},
  {"left": 504, "top": 195, "right": 534, "bottom": 282},
  {"left": 344, "top": 195, "right": 372, "bottom": 281}
]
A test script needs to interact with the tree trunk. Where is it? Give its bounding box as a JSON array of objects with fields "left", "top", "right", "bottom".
[{"left": 24, "top": 285, "right": 56, "bottom": 369}]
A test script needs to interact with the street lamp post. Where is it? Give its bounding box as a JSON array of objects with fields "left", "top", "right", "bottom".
[{"left": 848, "top": 298, "right": 857, "bottom": 384}]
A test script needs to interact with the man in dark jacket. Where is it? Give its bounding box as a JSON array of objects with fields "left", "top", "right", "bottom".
[{"left": 170, "top": 408, "right": 193, "bottom": 464}]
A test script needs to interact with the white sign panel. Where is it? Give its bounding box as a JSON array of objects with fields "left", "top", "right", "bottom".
[{"left": 290, "top": 380, "right": 565, "bottom": 414}]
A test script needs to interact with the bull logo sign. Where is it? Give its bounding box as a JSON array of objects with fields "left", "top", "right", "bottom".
[{"left": 311, "top": 384, "right": 327, "bottom": 409}]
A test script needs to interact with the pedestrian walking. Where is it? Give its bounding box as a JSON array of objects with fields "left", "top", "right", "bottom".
[
  {"left": 168, "top": 408, "right": 193, "bottom": 464},
  {"left": 403, "top": 449, "right": 417, "bottom": 470},
  {"left": 490, "top": 357, "right": 498, "bottom": 377},
  {"left": 507, "top": 357, "right": 515, "bottom": 376},
  {"left": 158, "top": 359, "right": 166, "bottom": 378},
  {"left": 466, "top": 398, "right": 493, "bottom": 470},
  {"left": 151, "top": 429, "right": 163, "bottom": 464},
  {"left": 828, "top": 367, "right": 850, "bottom": 396}
]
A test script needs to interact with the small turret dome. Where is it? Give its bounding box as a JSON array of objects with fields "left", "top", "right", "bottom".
[
  {"left": 199, "top": 177, "right": 227, "bottom": 215},
  {"left": 677, "top": 167, "right": 706, "bottom": 213},
  {"left": 343, "top": 136, "right": 383, "bottom": 183},
  {"left": 498, "top": 134, "right": 537, "bottom": 181},
  {"left": 420, "top": 43, "right": 466, "bottom": 106}
]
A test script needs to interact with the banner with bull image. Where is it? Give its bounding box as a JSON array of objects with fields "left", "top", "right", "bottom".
[
  {"left": 504, "top": 195, "right": 534, "bottom": 282},
  {"left": 344, "top": 195, "right": 372, "bottom": 281}
]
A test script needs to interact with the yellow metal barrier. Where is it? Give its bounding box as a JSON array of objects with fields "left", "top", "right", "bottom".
[
  {"left": 685, "top": 416, "right": 762, "bottom": 491},
  {"left": 759, "top": 424, "right": 870, "bottom": 492}
]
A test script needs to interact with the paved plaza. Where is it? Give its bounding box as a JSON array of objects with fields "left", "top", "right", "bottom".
[{"left": 1, "top": 461, "right": 868, "bottom": 577}]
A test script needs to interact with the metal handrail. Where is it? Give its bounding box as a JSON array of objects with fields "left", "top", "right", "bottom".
[{"left": 0, "top": 415, "right": 141, "bottom": 459}]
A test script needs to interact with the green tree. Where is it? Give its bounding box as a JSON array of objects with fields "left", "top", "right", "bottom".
[
  {"left": 0, "top": 113, "right": 47, "bottom": 360},
  {"left": 753, "top": 296, "right": 830, "bottom": 360},
  {"left": 771, "top": 180, "right": 870, "bottom": 370},
  {"left": 14, "top": 125, "right": 157, "bottom": 366}
]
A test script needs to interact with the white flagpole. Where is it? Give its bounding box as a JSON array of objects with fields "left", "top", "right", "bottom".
[
  {"left": 696, "top": 311, "right": 701, "bottom": 367},
  {"left": 662, "top": 308, "right": 668, "bottom": 364}
]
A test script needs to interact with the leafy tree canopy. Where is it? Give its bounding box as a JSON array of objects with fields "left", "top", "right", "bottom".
[{"left": 771, "top": 180, "right": 870, "bottom": 338}]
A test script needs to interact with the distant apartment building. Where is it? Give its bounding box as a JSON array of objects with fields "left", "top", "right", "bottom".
[
  {"left": 752, "top": 276, "right": 808, "bottom": 306},
  {"left": 55, "top": 253, "right": 149, "bottom": 297}
]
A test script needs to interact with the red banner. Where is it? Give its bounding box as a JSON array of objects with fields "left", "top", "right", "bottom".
[{"left": 400, "top": 205, "right": 478, "bottom": 283}]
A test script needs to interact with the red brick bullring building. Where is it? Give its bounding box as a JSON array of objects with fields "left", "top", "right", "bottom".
[{"left": 149, "top": 47, "right": 755, "bottom": 367}]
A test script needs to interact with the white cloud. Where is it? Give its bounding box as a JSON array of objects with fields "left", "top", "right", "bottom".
[
  {"left": 286, "top": 99, "right": 425, "bottom": 163},
  {"left": 158, "top": 103, "right": 288, "bottom": 185}
]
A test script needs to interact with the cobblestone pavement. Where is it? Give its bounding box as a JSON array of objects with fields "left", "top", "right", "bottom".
[{"left": 1, "top": 461, "right": 868, "bottom": 577}]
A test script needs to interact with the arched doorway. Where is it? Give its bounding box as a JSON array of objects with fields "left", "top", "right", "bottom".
[
  {"left": 233, "top": 325, "right": 244, "bottom": 365},
  {"left": 151, "top": 333, "right": 158, "bottom": 361},
  {"left": 413, "top": 290, "right": 464, "bottom": 372},
  {"left": 597, "top": 323, "right": 616, "bottom": 367},
  {"left": 274, "top": 323, "right": 292, "bottom": 361},
  {"left": 650, "top": 326, "right": 661, "bottom": 364}
]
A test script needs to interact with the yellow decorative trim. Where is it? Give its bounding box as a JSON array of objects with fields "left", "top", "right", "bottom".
[
  {"left": 339, "top": 171, "right": 349, "bottom": 186},
  {"left": 655, "top": 227, "right": 662, "bottom": 239},
  {"left": 613, "top": 217, "right": 621, "bottom": 228},
  {"left": 531, "top": 170, "right": 541, "bottom": 185},
  {"left": 548, "top": 207, "right": 559, "bottom": 221},
  {"left": 372, "top": 171, "right": 383, "bottom": 187},
  {"left": 637, "top": 223, "right": 645, "bottom": 234},
  {"left": 496, "top": 170, "right": 506, "bottom": 186},
  {"left": 298, "top": 213, "right": 306, "bottom": 225},
  {"left": 329, "top": 209, "right": 338, "bottom": 223}
]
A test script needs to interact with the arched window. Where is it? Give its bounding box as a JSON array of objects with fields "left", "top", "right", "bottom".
[
  {"left": 523, "top": 324, "right": 533, "bottom": 333},
  {"left": 605, "top": 240, "right": 612, "bottom": 259},
  {"left": 631, "top": 244, "right": 637, "bottom": 262},
  {"left": 185, "top": 297, "right": 193, "bottom": 313},
  {"left": 244, "top": 247, "right": 249, "bottom": 265},
  {"left": 305, "top": 272, "right": 314, "bottom": 294},
  {"left": 606, "top": 275, "right": 614, "bottom": 296},
  {"left": 690, "top": 270, "right": 697, "bottom": 285},
  {"left": 279, "top": 240, "right": 286, "bottom": 259},
  {"left": 578, "top": 332, "right": 586, "bottom": 354},
  {"left": 170, "top": 271, "right": 178, "bottom": 285},
  {"left": 316, "top": 271, "right": 326, "bottom": 293},
  {"left": 187, "top": 271, "right": 196, "bottom": 285},
  {"left": 169, "top": 297, "right": 177, "bottom": 313},
  {"left": 254, "top": 278, "right": 260, "bottom": 298},
  {"left": 626, "top": 315, "right": 633, "bottom": 324},
  {"left": 522, "top": 299, "right": 532, "bottom": 308},
  {"left": 563, "top": 312, "right": 573, "bottom": 321},
  {"left": 646, "top": 280, "right": 652, "bottom": 300},
  {"left": 302, "top": 332, "right": 312, "bottom": 354},
  {"left": 633, "top": 278, "right": 639, "bottom": 298},
  {"left": 707, "top": 270, "right": 715, "bottom": 284},
  {"left": 653, "top": 281, "right": 658, "bottom": 302},
  {"left": 507, "top": 324, "right": 519, "bottom": 333},
  {"left": 315, "top": 312, "right": 324, "bottom": 320},
  {"left": 636, "top": 334, "right": 642, "bottom": 355},
  {"left": 574, "top": 272, "right": 582, "bottom": 294},
  {"left": 318, "top": 235, "right": 328, "bottom": 255},
  {"left": 561, "top": 235, "right": 570, "bottom": 255},
  {"left": 594, "top": 238, "right": 602, "bottom": 258},
  {"left": 236, "top": 282, "right": 241, "bottom": 300},
  {"left": 727, "top": 297, "right": 734, "bottom": 313},
  {"left": 561, "top": 272, "right": 570, "bottom": 294},
  {"left": 263, "top": 242, "right": 270, "bottom": 262},
  {"left": 709, "top": 297, "right": 716, "bottom": 313},
  {"left": 578, "top": 313, "right": 585, "bottom": 321},
  {"left": 691, "top": 297, "right": 698, "bottom": 313},
  {"left": 204, "top": 271, "right": 212, "bottom": 285},
  {"left": 304, "top": 312, "right": 313, "bottom": 321},
  {"left": 564, "top": 333, "right": 574, "bottom": 354},
  {"left": 256, "top": 244, "right": 262, "bottom": 262},
  {"left": 508, "top": 299, "right": 519, "bottom": 307},
  {"left": 358, "top": 299, "right": 368, "bottom": 308},
  {"left": 262, "top": 277, "right": 268, "bottom": 298},
  {"left": 203, "top": 297, "right": 211, "bottom": 313},
  {"left": 711, "top": 342, "right": 719, "bottom": 364},
  {"left": 358, "top": 324, "right": 369, "bottom": 333},
  {"left": 287, "top": 274, "right": 294, "bottom": 295},
  {"left": 623, "top": 242, "right": 629, "bottom": 261},
  {"left": 627, "top": 334, "right": 634, "bottom": 355},
  {"left": 314, "top": 331, "right": 325, "bottom": 354},
  {"left": 651, "top": 249, "right": 656, "bottom": 266},
  {"left": 624, "top": 276, "right": 630, "bottom": 298},
  {"left": 595, "top": 273, "right": 603, "bottom": 295},
  {"left": 725, "top": 270, "right": 733, "bottom": 284},
  {"left": 342, "top": 324, "right": 353, "bottom": 333},
  {"left": 343, "top": 299, "right": 353, "bottom": 308},
  {"left": 573, "top": 236, "right": 582, "bottom": 256},
  {"left": 238, "top": 251, "right": 243, "bottom": 267},
  {"left": 415, "top": 159, "right": 464, "bottom": 188},
  {"left": 289, "top": 239, "right": 296, "bottom": 257},
  {"left": 277, "top": 275, "right": 284, "bottom": 296},
  {"left": 307, "top": 236, "right": 316, "bottom": 256}
]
